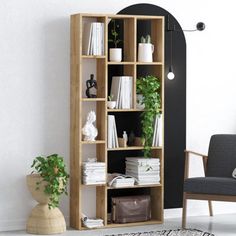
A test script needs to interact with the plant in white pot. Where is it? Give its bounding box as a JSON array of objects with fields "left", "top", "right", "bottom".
[
  {"left": 138, "top": 35, "right": 154, "bottom": 63},
  {"left": 26, "top": 154, "right": 69, "bottom": 234},
  {"left": 107, "top": 94, "right": 116, "bottom": 109},
  {"left": 108, "top": 20, "right": 122, "bottom": 62}
]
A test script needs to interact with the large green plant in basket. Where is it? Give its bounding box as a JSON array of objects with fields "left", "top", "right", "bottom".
[
  {"left": 136, "top": 75, "right": 161, "bottom": 157},
  {"left": 31, "top": 154, "right": 69, "bottom": 209}
]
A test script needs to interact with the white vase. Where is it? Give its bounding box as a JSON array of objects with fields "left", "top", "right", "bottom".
[
  {"left": 138, "top": 43, "right": 154, "bottom": 62},
  {"left": 107, "top": 101, "right": 116, "bottom": 109},
  {"left": 109, "top": 48, "right": 122, "bottom": 62}
]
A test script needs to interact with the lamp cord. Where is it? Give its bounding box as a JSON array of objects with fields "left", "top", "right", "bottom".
[{"left": 170, "top": 30, "right": 173, "bottom": 68}]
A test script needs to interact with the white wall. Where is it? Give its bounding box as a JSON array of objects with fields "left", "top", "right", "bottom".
[{"left": 1, "top": 0, "right": 236, "bottom": 231}]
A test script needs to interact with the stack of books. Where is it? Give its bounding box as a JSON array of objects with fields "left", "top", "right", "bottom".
[
  {"left": 107, "top": 115, "right": 119, "bottom": 148},
  {"left": 82, "top": 214, "right": 104, "bottom": 228},
  {"left": 107, "top": 173, "right": 136, "bottom": 188},
  {"left": 83, "top": 22, "right": 104, "bottom": 56},
  {"left": 82, "top": 162, "right": 106, "bottom": 185},
  {"left": 110, "top": 76, "right": 133, "bottom": 109},
  {"left": 152, "top": 114, "right": 163, "bottom": 147},
  {"left": 125, "top": 157, "right": 160, "bottom": 185}
]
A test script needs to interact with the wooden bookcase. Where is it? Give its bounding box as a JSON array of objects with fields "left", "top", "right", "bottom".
[{"left": 70, "top": 13, "right": 164, "bottom": 230}]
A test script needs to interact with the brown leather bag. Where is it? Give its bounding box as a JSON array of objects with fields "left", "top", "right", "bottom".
[{"left": 111, "top": 195, "right": 151, "bottom": 223}]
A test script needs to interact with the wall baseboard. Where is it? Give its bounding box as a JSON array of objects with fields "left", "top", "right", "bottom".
[{"left": 0, "top": 216, "right": 69, "bottom": 232}]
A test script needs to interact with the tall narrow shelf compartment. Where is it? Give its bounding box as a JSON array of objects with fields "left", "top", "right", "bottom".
[{"left": 70, "top": 13, "right": 165, "bottom": 230}]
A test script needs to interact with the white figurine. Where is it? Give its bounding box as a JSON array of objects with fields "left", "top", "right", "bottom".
[{"left": 82, "top": 111, "right": 98, "bottom": 141}]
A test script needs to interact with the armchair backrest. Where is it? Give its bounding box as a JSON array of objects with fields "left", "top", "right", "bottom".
[{"left": 206, "top": 134, "right": 236, "bottom": 177}]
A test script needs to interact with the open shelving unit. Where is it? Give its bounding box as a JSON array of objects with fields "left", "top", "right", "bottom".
[{"left": 70, "top": 13, "right": 164, "bottom": 230}]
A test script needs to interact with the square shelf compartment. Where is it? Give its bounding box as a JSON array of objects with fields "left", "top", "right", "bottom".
[
  {"left": 137, "top": 18, "right": 164, "bottom": 63},
  {"left": 108, "top": 17, "right": 136, "bottom": 62}
]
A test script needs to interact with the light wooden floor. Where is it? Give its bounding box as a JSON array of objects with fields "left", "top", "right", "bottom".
[{"left": 1, "top": 214, "right": 236, "bottom": 236}]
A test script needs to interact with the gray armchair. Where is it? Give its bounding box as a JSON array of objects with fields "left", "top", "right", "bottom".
[{"left": 182, "top": 134, "right": 236, "bottom": 228}]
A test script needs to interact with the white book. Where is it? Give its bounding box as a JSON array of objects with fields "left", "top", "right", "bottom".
[
  {"left": 152, "top": 115, "right": 158, "bottom": 146},
  {"left": 113, "top": 116, "right": 119, "bottom": 147},
  {"left": 83, "top": 23, "right": 93, "bottom": 55},
  {"left": 126, "top": 157, "right": 160, "bottom": 165},
  {"left": 107, "top": 115, "right": 113, "bottom": 148},
  {"left": 91, "top": 23, "right": 97, "bottom": 55},
  {"left": 101, "top": 23, "right": 104, "bottom": 55},
  {"left": 129, "top": 77, "right": 133, "bottom": 108},
  {"left": 110, "top": 77, "right": 122, "bottom": 109},
  {"left": 157, "top": 114, "right": 163, "bottom": 146}
]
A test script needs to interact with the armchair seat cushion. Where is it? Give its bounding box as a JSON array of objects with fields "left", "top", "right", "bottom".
[{"left": 184, "top": 177, "right": 236, "bottom": 196}]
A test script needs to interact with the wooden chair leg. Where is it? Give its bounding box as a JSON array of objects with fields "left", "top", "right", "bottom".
[
  {"left": 208, "top": 200, "right": 213, "bottom": 216},
  {"left": 182, "top": 193, "right": 187, "bottom": 228}
]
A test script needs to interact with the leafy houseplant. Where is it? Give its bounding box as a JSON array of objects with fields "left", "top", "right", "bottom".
[
  {"left": 108, "top": 20, "right": 122, "bottom": 62},
  {"left": 31, "top": 154, "right": 69, "bottom": 209},
  {"left": 107, "top": 94, "right": 116, "bottom": 109},
  {"left": 136, "top": 75, "right": 161, "bottom": 157}
]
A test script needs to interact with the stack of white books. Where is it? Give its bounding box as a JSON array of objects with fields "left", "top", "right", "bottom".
[
  {"left": 82, "top": 214, "right": 104, "bottom": 228},
  {"left": 107, "top": 115, "right": 119, "bottom": 148},
  {"left": 152, "top": 114, "right": 163, "bottom": 147},
  {"left": 125, "top": 157, "right": 160, "bottom": 185},
  {"left": 110, "top": 76, "right": 133, "bottom": 109},
  {"left": 82, "top": 162, "right": 106, "bottom": 185},
  {"left": 107, "top": 173, "right": 136, "bottom": 188},
  {"left": 83, "top": 22, "right": 104, "bottom": 56}
]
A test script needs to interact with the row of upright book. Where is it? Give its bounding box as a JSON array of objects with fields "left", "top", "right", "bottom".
[
  {"left": 110, "top": 76, "right": 133, "bottom": 109},
  {"left": 83, "top": 22, "right": 104, "bottom": 56}
]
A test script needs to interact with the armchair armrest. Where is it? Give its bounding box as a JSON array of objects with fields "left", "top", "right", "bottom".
[{"left": 184, "top": 150, "right": 208, "bottom": 180}]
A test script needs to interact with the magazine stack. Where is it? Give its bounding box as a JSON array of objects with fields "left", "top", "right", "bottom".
[
  {"left": 82, "top": 162, "right": 106, "bottom": 185},
  {"left": 125, "top": 157, "right": 160, "bottom": 185}
]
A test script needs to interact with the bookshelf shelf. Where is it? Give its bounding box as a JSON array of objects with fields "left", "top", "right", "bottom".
[
  {"left": 82, "top": 55, "right": 106, "bottom": 59},
  {"left": 136, "top": 62, "right": 163, "bottom": 65},
  {"left": 107, "top": 146, "right": 162, "bottom": 151},
  {"left": 81, "top": 98, "right": 106, "bottom": 102},
  {"left": 81, "top": 140, "right": 106, "bottom": 144},
  {"left": 71, "top": 13, "right": 164, "bottom": 230},
  {"left": 107, "top": 62, "right": 135, "bottom": 65},
  {"left": 106, "top": 220, "right": 163, "bottom": 228},
  {"left": 107, "top": 184, "right": 162, "bottom": 189}
]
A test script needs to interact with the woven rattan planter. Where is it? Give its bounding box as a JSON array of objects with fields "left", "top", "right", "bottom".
[{"left": 26, "top": 174, "right": 66, "bottom": 234}]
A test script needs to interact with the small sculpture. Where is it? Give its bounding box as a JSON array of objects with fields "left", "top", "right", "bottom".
[
  {"left": 86, "top": 74, "right": 97, "bottom": 98},
  {"left": 82, "top": 111, "right": 98, "bottom": 141}
]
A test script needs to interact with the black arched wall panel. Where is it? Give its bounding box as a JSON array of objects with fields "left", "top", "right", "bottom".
[{"left": 117, "top": 4, "right": 186, "bottom": 209}]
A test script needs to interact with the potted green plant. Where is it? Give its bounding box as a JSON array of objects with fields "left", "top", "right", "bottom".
[
  {"left": 107, "top": 94, "right": 116, "bottom": 109},
  {"left": 26, "top": 154, "right": 69, "bottom": 234},
  {"left": 138, "top": 35, "right": 154, "bottom": 62},
  {"left": 108, "top": 19, "right": 122, "bottom": 62},
  {"left": 136, "top": 75, "right": 161, "bottom": 157}
]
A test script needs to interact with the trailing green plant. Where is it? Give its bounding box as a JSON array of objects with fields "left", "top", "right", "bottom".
[
  {"left": 31, "top": 154, "right": 69, "bottom": 209},
  {"left": 108, "top": 20, "right": 122, "bottom": 48},
  {"left": 140, "top": 34, "right": 151, "bottom": 44},
  {"left": 108, "top": 94, "right": 114, "bottom": 101},
  {"left": 136, "top": 75, "right": 161, "bottom": 157}
]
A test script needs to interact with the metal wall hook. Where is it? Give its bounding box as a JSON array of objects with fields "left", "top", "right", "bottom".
[{"left": 166, "top": 15, "right": 206, "bottom": 32}]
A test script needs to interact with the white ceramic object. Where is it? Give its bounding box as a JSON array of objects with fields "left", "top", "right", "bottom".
[
  {"left": 138, "top": 43, "right": 154, "bottom": 62},
  {"left": 107, "top": 101, "right": 116, "bottom": 109},
  {"left": 136, "top": 94, "right": 145, "bottom": 110},
  {"left": 109, "top": 48, "right": 122, "bottom": 62},
  {"left": 82, "top": 111, "right": 98, "bottom": 141}
]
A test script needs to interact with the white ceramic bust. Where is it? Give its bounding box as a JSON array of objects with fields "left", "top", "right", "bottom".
[{"left": 82, "top": 111, "right": 98, "bottom": 141}]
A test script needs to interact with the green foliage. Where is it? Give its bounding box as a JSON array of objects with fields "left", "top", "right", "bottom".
[
  {"left": 31, "top": 154, "right": 69, "bottom": 209},
  {"left": 108, "top": 20, "right": 122, "bottom": 48},
  {"left": 136, "top": 75, "right": 161, "bottom": 157},
  {"left": 140, "top": 34, "right": 151, "bottom": 43},
  {"left": 108, "top": 94, "right": 114, "bottom": 101}
]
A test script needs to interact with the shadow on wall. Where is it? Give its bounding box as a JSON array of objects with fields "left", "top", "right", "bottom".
[{"left": 41, "top": 17, "right": 70, "bottom": 215}]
